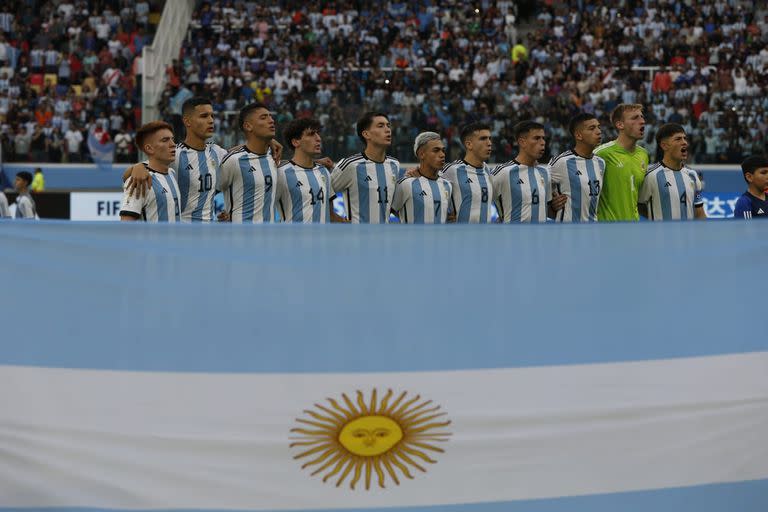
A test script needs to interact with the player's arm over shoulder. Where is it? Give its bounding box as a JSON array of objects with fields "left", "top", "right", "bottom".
[
  {"left": 120, "top": 178, "right": 145, "bottom": 221},
  {"left": 548, "top": 158, "right": 566, "bottom": 186},
  {"left": 440, "top": 162, "right": 457, "bottom": 181},
  {"left": 218, "top": 152, "right": 239, "bottom": 190},
  {"left": 637, "top": 171, "right": 654, "bottom": 206},
  {"left": 391, "top": 176, "right": 412, "bottom": 213}
]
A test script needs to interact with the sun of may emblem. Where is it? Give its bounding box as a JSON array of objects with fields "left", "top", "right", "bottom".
[{"left": 289, "top": 388, "right": 452, "bottom": 490}]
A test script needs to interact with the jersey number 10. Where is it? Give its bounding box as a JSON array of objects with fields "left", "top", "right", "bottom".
[{"left": 197, "top": 174, "right": 213, "bottom": 193}]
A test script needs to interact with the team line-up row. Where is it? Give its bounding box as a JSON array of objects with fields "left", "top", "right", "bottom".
[{"left": 106, "top": 99, "right": 768, "bottom": 224}]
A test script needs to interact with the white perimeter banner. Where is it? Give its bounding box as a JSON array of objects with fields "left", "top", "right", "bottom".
[{"left": 70, "top": 192, "right": 123, "bottom": 220}]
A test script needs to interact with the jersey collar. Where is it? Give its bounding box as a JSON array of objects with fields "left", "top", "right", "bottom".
[
  {"left": 289, "top": 159, "right": 316, "bottom": 170},
  {"left": 361, "top": 151, "right": 388, "bottom": 164},
  {"left": 143, "top": 162, "right": 169, "bottom": 175},
  {"left": 461, "top": 159, "right": 484, "bottom": 170},
  {"left": 571, "top": 148, "right": 594, "bottom": 159},
  {"left": 179, "top": 140, "right": 206, "bottom": 151}
]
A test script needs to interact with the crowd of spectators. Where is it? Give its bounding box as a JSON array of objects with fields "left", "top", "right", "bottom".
[
  {"left": 0, "top": 0, "right": 160, "bottom": 164},
  {"left": 160, "top": 0, "right": 768, "bottom": 164},
  {"left": 2, "top": 0, "right": 767, "bottom": 165}
]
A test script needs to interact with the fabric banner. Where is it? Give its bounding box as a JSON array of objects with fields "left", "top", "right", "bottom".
[
  {"left": 1, "top": 221, "right": 767, "bottom": 511},
  {"left": 87, "top": 130, "right": 115, "bottom": 170}
]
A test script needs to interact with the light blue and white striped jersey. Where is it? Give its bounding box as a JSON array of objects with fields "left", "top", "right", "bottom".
[
  {"left": 638, "top": 163, "right": 703, "bottom": 221},
  {"left": 330, "top": 152, "right": 400, "bottom": 224},
  {"left": 220, "top": 145, "right": 277, "bottom": 223},
  {"left": 0, "top": 192, "right": 10, "bottom": 218},
  {"left": 491, "top": 160, "right": 552, "bottom": 223},
  {"left": 391, "top": 175, "right": 453, "bottom": 224},
  {"left": 173, "top": 141, "right": 228, "bottom": 222},
  {"left": 440, "top": 160, "right": 494, "bottom": 223},
  {"left": 276, "top": 161, "right": 335, "bottom": 223},
  {"left": 120, "top": 168, "right": 181, "bottom": 222},
  {"left": 549, "top": 150, "right": 606, "bottom": 223},
  {"left": 14, "top": 193, "right": 37, "bottom": 219}
]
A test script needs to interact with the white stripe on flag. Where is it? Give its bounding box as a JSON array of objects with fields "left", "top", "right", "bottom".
[{"left": 1, "top": 352, "right": 767, "bottom": 509}]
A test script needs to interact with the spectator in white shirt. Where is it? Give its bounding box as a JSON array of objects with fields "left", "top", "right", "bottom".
[{"left": 64, "top": 127, "right": 84, "bottom": 162}]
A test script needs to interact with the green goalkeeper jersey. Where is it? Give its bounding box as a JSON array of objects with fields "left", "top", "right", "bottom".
[{"left": 595, "top": 140, "right": 649, "bottom": 222}]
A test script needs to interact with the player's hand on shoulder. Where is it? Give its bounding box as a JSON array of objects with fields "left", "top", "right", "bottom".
[
  {"left": 217, "top": 211, "right": 231, "bottom": 222},
  {"left": 405, "top": 167, "right": 419, "bottom": 178},
  {"left": 447, "top": 212, "right": 457, "bottom": 223},
  {"left": 125, "top": 163, "right": 152, "bottom": 198},
  {"left": 269, "top": 139, "right": 283, "bottom": 164},
  {"left": 315, "top": 157, "right": 335, "bottom": 170}
]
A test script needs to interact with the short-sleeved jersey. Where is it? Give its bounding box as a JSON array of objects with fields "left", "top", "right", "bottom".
[
  {"left": 220, "top": 145, "right": 277, "bottom": 223},
  {"left": 391, "top": 175, "right": 453, "bottom": 224},
  {"left": 549, "top": 150, "right": 606, "bottom": 223},
  {"left": 276, "top": 161, "right": 335, "bottom": 223},
  {"left": 14, "top": 193, "right": 37, "bottom": 219},
  {"left": 330, "top": 152, "right": 400, "bottom": 224},
  {"left": 174, "top": 141, "right": 228, "bottom": 222},
  {"left": 120, "top": 167, "right": 181, "bottom": 222},
  {"left": 595, "top": 141, "right": 649, "bottom": 222},
  {"left": 0, "top": 192, "right": 10, "bottom": 218},
  {"left": 440, "top": 160, "right": 494, "bottom": 223},
  {"left": 732, "top": 192, "right": 768, "bottom": 220},
  {"left": 491, "top": 160, "right": 552, "bottom": 223},
  {"left": 638, "top": 163, "right": 703, "bottom": 221}
]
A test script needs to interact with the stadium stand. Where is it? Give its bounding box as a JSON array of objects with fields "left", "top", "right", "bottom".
[
  {"left": 171, "top": 0, "right": 768, "bottom": 163},
  {"left": 0, "top": 0, "right": 162, "bottom": 164},
  {"left": 0, "top": 1, "right": 767, "bottom": 164}
]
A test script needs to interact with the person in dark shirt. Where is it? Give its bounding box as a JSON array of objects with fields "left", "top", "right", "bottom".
[{"left": 733, "top": 155, "right": 768, "bottom": 220}]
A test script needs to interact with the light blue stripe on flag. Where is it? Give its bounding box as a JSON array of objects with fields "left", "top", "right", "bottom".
[
  {"left": 177, "top": 150, "right": 190, "bottom": 215},
  {"left": 356, "top": 163, "right": 369, "bottom": 223},
  {"left": 2, "top": 221, "right": 768, "bottom": 373},
  {"left": 656, "top": 170, "right": 673, "bottom": 220},
  {"left": 411, "top": 178, "right": 425, "bottom": 224},
  {"left": 673, "top": 171, "right": 688, "bottom": 220},
  {"left": 193, "top": 150, "right": 210, "bottom": 221},
  {"left": 567, "top": 158, "right": 581, "bottom": 222},
  {"left": 305, "top": 169, "right": 323, "bottom": 223},
  {"left": 239, "top": 156, "right": 256, "bottom": 223},
  {"left": 3, "top": 479, "right": 767, "bottom": 512},
  {"left": 456, "top": 164, "right": 472, "bottom": 222}
]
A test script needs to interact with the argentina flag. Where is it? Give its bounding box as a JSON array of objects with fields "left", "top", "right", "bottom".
[
  {"left": 87, "top": 129, "right": 116, "bottom": 171},
  {"left": 1, "top": 221, "right": 767, "bottom": 511}
]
